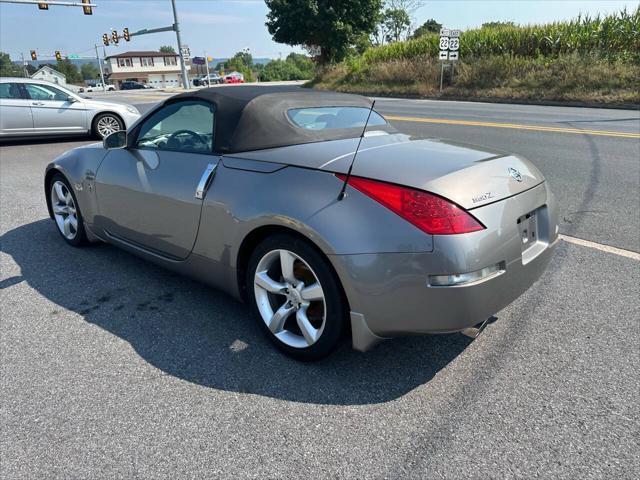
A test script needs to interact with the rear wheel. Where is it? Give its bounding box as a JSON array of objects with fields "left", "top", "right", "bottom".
[
  {"left": 49, "top": 173, "right": 88, "bottom": 247},
  {"left": 93, "top": 113, "right": 123, "bottom": 139},
  {"left": 246, "top": 234, "right": 348, "bottom": 361}
]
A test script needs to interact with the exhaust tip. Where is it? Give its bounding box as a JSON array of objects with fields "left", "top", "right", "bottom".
[{"left": 461, "top": 317, "right": 493, "bottom": 339}]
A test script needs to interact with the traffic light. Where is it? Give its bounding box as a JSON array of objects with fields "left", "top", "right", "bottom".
[
  {"left": 82, "top": 0, "right": 92, "bottom": 15},
  {"left": 55, "top": 51, "right": 62, "bottom": 61},
  {"left": 111, "top": 30, "right": 119, "bottom": 44},
  {"left": 37, "top": 2, "right": 48, "bottom": 10},
  {"left": 30, "top": 50, "right": 37, "bottom": 61},
  {"left": 102, "top": 33, "right": 109, "bottom": 46},
  {"left": 123, "top": 28, "right": 130, "bottom": 42}
]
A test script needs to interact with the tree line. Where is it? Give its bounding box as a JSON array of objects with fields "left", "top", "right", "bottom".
[
  {"left": 0, "top": 52, "right": 101, "bottom": 82},
  {"left": 266, "top": 0, "right": 451, "bottom": 63}
]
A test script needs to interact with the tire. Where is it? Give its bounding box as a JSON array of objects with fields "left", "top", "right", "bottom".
[
  {"left": 92, "top": 113, "right": 124, "bottom": 139},
  {"left": 246, "top": 233, "right": 348, "bottom": 361},
  {"left": 49, "top": 173, "right": 89, "bottom": 247}
]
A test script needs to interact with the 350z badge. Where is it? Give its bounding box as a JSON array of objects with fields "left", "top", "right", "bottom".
[{"left": 472, "top": 192, "right": 496, "bottom": 204}]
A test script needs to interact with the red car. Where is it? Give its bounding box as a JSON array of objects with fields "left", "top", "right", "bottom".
[{"left": 223, "top": 75, "right": 244, "bottom": 84}]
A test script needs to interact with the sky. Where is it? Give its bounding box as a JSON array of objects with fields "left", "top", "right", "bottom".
[{"left": 0, "top": 0, "right": 638, "bottom": 61}]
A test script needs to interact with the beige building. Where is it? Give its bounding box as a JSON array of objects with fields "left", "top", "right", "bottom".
[{"left": 104, "top": 51, "right": 189, "bottom": 88}]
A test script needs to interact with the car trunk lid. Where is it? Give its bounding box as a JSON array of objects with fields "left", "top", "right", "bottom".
[{"left": 340, "top": 137, "right": 545, "bottom": 209}]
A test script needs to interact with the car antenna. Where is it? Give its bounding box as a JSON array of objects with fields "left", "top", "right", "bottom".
[{"left": 337, "top": 100, "right": 376, "bottom": 201}]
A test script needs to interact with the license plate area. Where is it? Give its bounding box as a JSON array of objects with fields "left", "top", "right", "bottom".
[
  {"left": 517, "top": 210, "right": 538, "bottom": 248},
  {"left": 517, "top": 207, "right": 546, "bottom": 264}
]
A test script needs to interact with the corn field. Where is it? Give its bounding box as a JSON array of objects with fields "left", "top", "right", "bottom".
[{"left": 361, "top": 7, "right": 640, "bottom": 65}]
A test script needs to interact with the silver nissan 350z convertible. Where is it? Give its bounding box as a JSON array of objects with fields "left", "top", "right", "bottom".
[{"left": 44, "top": 86, "right": 559, "bottom": 360}]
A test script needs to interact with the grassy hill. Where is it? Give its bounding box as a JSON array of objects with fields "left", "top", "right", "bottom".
[{"left": 311, "top": 8, "right": 640, "bottom": 107}]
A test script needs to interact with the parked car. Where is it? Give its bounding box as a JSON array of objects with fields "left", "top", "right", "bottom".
[
  {"left": 86, "top": 83, "right": 116, "bottom": 92},
  {"left": 43, "top": 86, "right": 558, "bottom": 360},
  {"left": 0, "top": 77, "right": 140, "bottom": 139},
  {"left": 223, "top": 74, "right": 244, "bottom": 84},
  {"left": 193, "top": 74, "right": 223, "bottom": 87},
  {"left": 120, "top": 81, "right": 152, "bottom": 90}
]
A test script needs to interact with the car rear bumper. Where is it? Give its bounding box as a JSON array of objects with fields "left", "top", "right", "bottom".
[{"left": 330, "top": 182, "right": 559, "bottom": 351}]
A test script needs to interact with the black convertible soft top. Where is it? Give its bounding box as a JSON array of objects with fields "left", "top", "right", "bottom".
[{"left": 169, "top": 86, "right": 395, "bottom": 153}]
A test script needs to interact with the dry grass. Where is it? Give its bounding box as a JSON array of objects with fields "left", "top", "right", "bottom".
[{"left": 310, "top": 54, "right": 640, "bottom": 106}]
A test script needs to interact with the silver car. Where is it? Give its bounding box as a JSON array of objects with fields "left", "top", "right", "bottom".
[
  {"left": 0, "top": 77, "right": 140, "bottom": 139},
  {"left": 44, "top": 86, "right": 558, "bottom": 360}
]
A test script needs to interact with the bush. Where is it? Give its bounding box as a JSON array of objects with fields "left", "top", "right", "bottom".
[{"left": 260, "top": 53, "right": 315, "bottom": 81}]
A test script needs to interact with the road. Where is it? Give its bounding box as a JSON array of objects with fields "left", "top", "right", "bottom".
[{"left": 1, "top": 89, "right": 639, "bottom": 479}]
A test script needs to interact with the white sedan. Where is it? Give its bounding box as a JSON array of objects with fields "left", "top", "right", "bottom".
[{"left": 0, "top": 77, "right": 140, "bottom": 139}]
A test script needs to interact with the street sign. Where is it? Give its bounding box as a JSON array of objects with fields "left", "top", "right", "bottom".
[
  {"left": 192, "top": 56, "right": 205, "bottom": 65},
  {"left": 180, "top": 45, "right": 190, "bottom": 61},
  {"left": 439, "top": 27, "right": 460, "bottom": 62},
  {"left": 68, "top": 54, "right": 80, "bottom": 59}
]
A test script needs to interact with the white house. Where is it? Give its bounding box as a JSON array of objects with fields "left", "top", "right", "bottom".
[
  {"left": 103, "top": 51, "right": 189, "bottom": 88},
  {"left": 31, "top": 66, "right": 66, "bottom": 86}
]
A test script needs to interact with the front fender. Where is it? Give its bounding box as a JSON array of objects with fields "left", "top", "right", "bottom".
[{"left": 44, "top": 143, "right": 109, "bottom": 224}]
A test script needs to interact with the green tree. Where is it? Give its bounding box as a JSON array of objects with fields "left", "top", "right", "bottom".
[
  {"left": 48, "top": 59, "right": 81, "bottom": 83},
  {"left": 159, "top": 45, "right": 176, "bottom": 53},
  {"left": 80, "top": 63, "right": 100, "bottom": 80},
  {"left": 265, "top": 0, "right": 383, "bottom": 64},
  {"left": 286, "top": 52, "right": 314, "bottom": 76},
  {"left": 226, "top": 51, "right": 255, "bottom": 82},
  {"left": 260, "top": 53, "right": 315, "bottom": 81},
  {"left": 383, "top": 8, "right": 411, "bottom": 42},
  {"left": 0, "top": 52, "right": 23, "bottom": 77},
  {"left": 411, "top": 18, "right": 441, "bottom": 38}
]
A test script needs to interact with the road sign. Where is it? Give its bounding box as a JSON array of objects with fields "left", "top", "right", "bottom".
[
  {"left": 68, "top": 54, "right": 79, "bottom": 59},
  {"left": 439, "top": 27, "right": 460, "bottom": 62},
  {"left": 192, "top": 56, "right": 205, "bottom": 65},
  {"left": 180, "top": 45, "right": 190, "bottom": 61}
]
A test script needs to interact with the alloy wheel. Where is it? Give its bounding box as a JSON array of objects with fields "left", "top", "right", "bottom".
[
  {"left": 50, "top": 181, "right": 78, "bottom": 240},
  {"left": 96, "top": 115, "right": 121, "bottom": 137},
  {"left": 253, "top": 249, "right": 326, "bottom": 348}
]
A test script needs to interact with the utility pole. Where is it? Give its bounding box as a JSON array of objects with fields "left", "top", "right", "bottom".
[
  {"left": 94, "top": 44, "right": 106, "bottom": 91},
  {"left": 204, "top": 51, "right": 210, "bottom": 84},
  {"left": 171, "top": 0, "right": 189, "bottom": 89},
  {"left": 20, "top": 53, "right": 28, "bottom": 77}
]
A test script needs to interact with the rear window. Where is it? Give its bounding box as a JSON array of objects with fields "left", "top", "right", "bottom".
[{"left": 287, "top": 107, "right": 388, "bottom": 130}]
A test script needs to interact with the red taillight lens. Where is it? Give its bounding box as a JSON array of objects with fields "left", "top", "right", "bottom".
[{"left": 336, "top": 174, "right": 485, "bottom": 235}]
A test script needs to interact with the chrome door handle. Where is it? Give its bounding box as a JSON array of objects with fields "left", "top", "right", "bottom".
[
  {"left": 195, "top": 163, "right": 217, "bottom": 199},
  {"left": 32, "top": 102, "right": 45, "bottom": 106}
]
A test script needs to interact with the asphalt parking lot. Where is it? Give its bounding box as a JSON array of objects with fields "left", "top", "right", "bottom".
[{"left": 1, "top": 95, "right": 639, "bottom": 479}]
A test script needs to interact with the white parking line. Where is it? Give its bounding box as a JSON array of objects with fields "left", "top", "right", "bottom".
[{"left": 559, "top": 234, "right": 640, "bottom": 260}]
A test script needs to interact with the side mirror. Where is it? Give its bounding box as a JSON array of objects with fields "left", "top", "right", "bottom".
[
  {"left": 103, "top": 130, "right": 127, "bottom": 150},
  {"left": 66, "top": 96, "right": 77, "bottom": 103}
]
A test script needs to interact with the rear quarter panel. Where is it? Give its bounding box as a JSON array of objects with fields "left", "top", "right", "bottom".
[{"left": 192, "top": 160, "right": 434, "bottom": 295}]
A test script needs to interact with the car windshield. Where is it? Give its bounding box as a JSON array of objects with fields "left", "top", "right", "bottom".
[{"left": 287, "top": 107, "right": 388, "bottom": 130}]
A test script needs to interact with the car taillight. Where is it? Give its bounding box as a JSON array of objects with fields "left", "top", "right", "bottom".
[{"left": 336, "top": 174, "right": 485, "bottom": 235}]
